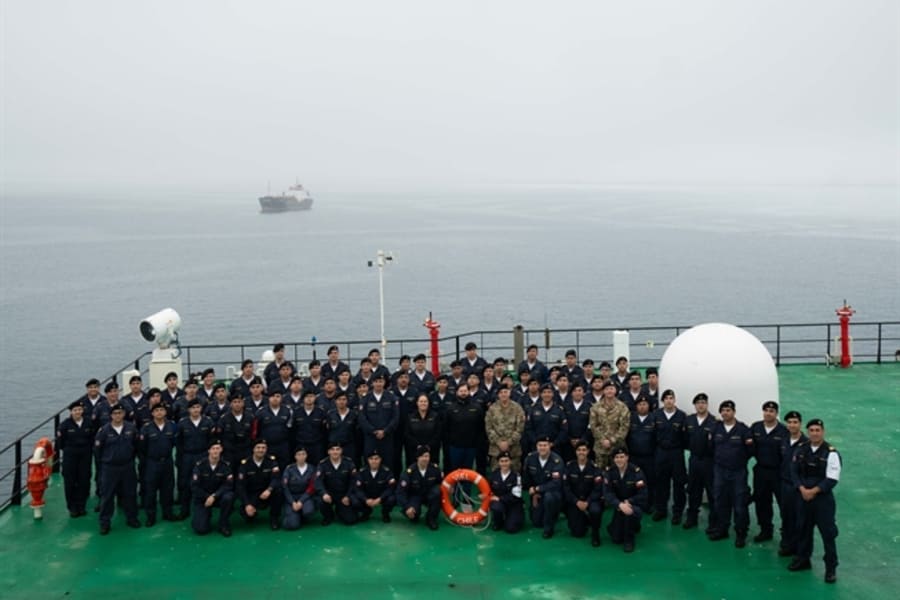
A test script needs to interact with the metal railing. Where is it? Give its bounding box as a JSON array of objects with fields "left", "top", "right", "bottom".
[{"left": 2, "top": 321, "right": 897, "bottom": 510}]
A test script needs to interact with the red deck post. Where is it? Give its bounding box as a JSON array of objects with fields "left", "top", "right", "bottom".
[
  {"left": 835, "top": 301, "right": 856, "bottom": 368},
  {"left": 424, "top": 313, "right": 441, "bottom": 376}
]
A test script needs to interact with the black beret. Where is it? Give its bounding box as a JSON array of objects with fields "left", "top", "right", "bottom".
[
  {"left": 147, "top": 387, "right": 161, "bottom": 397},
  {"left": 602, "top": 380, "right": 617, "bottom": 390},
  {"left": 540, "top": 383, "right": 554, "bottom": 392},
  {"left": 68, "top": 400, "right": 85, "bottom": 410},
  {"left": 497, "top": 451, "right": 511, "bottom": 460},
  {"left": 598, "top": 361, "right": 612, "bottom": 369},
  {"left": 692, "top": 393, "right": 709, "bottom": 404},
  {"left": 85, "top": 378, "right": 101, "bottom": 387},
  {"left": 634, "top": 395, "right": 649, "bottom": 405},
  {"left": 366, "top": 449, "right": 381, "bottom": 459},
  {"left": 661, "top": 389, "right": 675, "bottom": 399},
  {"left": 250, "top": 377, "right": 263, "bottom": 386},
  {"left": 719, "top": 400, "right": 736, "bottom": 411},
  {"left": 109, "top": 403, "right": 125, "bottom": 413},
  {"left": 104, "top": 382, "right": 119, "bottom": 393},
  {"left": 806, "top": 418, "right": 824, "bottom": 429},
  {"left": 762, "top": 401, "right": 779, "bottom": 411},
  {"left": 164, "top": 371, "right": 178, "bottom": 381},
  {"left": 208, "top": 439, "right": 223, "bottom": 448},
  {"left": 294, "top": 446, "right": 307, "bottom": 454},
  {"left": 611, "top": 446, "right": 629, "bottom": 457},
  {"left": 151, "top": 403, "right": 167, "bottom": 412},
  {"left": 253, "top": 439, "right": 268, "bottom": 447},
  {"left": 229, "top": 392, "right": 244, "bottom": 401},
  {"left": 187, "top": 398, "right": 202, "bottom": 408},
  {"left": 535, "top": 435, "right": 553, "bottom": 444},
  {"left": 328, "top": 442, "right": 343, "bottom": 450},
  {"left": 784, "top": 410, "right": 802, "bottom": 421}
]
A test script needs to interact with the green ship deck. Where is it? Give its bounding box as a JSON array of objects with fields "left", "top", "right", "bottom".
[{"left": 2, "top": 363, "right": 898, "bottom": 599}]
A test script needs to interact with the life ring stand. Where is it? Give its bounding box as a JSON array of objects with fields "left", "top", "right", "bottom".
[{"left": 440, "top": 468, "right": 492, "bottom": 526}]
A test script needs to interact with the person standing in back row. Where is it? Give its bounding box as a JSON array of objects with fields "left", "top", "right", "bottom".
[
  {"left": 750, "top": 401, "right": 788, "bottom": 543},
  {"left": 94, "top": 403, "right": 140, "bottom": 534},
  {"left": 57, "top": 400, "right": 95, "bottom": 517}
]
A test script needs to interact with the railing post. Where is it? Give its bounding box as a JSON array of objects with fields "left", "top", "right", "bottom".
[
  {"left": 52, "top": 414, "right": 61, "bottom": 473},
  {"left": 826, "top": 324, "right": 832, "bottom": 359},
  {"left": 877, "top": 323, "right": 882, "bottom": 364},
  {"left": 513, "top": 325, "right": 525, "bottom": 367},
  {"left": 455, "top": 336, "right": 460, "bottom": 360},
  {"left": 776, "top": 326, "right": 781, "bottom": 366},
  {"left": 186, "top": 347, "right": 192, "bottom": 377},
  {"left": 12, "top": 440, "right": 22, "bottom": 506}
]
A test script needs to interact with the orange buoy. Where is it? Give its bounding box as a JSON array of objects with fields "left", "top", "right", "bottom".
[{"left": 440, "top": 468, "right": 492, "bottom": 526}]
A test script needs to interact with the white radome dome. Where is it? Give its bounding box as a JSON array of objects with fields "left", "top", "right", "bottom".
[{"left": 659, "top": 323, "right": 778, "bottom": 420}]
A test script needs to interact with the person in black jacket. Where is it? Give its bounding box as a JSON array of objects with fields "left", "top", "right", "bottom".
[
  {"left": 397, "top": 446, "right": 442, "bottom": 530},
  {"left": 564, "top": 440, "right": 605, "bottom": 547},
  {"left": 237, "top": 440, "right": 282, "bottom": 530},
  {"left": 315, "top": 443, "right": 359, "bottom": 525},
  {"left": 405, "top": 394, "right": 442, "bottom": 468},
  {"left": 444, "top": 386, "right": 484, "bottom": 474},
  {"left": 57, "top": 400, "right": 96, "bottom": 517},
  {"left": 604, "top": 446, "right": 648, "bottom": 553},
  {"left": 489, "top": 451, "right": 524, "bottom": 533},
  {"left": 353, "top": 450, "right": 397, "bottom": 522},
  {"left": 95, "top": 403, "right": 140, "bottom": 534},
  {"left": 682, "top": 393, "right": 717, "bottom": 532},
  {"left": 191, "top": 440, "right": 235, "bottom": 536}
]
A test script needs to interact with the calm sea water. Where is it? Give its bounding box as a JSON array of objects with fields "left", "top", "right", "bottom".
[{"left": 0, "top": 183, "right": 898, "bottom": 444}]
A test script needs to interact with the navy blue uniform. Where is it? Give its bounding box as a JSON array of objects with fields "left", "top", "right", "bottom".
[
  {"left": 217, "top": 412, "right": 254, "bottom": 467},
  {"left": 710, "top": 421, "right": 753, "bottom": 537},
  {"left": 353, "top": 465, "right": 397, "bottom": 521},
  {"left": 652, "top": 408, "right": 687, "bottom": 519},
  {"left": 489, "top": 468, "right": 525, "bottom": 533},
  {"left": 410, "top": 370, "right": 436, "bottom": 396},
  {"left": 203, "top": 400, "right": 229, "bottom": 424},
  {"left": 524, "top": 403, "right": 567, "bottom": 453},
  {"left": 522, "top": 451, "right": 564, "bottom": 536},
  {"left": 779, "top": 434, "right": 807, "bottom": 554},
  {"left": 229, "top": 377, "right": 257, "bottom": 404},
  {"left": 255, "top": 405, "right": 292, "bottom": 467},
  {"left": 791, "top": 440, "right": 841, "bottom": 571},
  {"left": 237, "top": 455, "right": 282, "bottom": 527},
  {"left": 190, "top": 459, "right": 235, "bottom": 534},
  {"left": 326, "top": 408, "right": 358, "bottom": 465},
  {"left": 561, "top": 398, "right": 594, "bottom": 463},
  {"left": 517, "top": 360, "right": 549, "bottom": 384},
  {"left": 563, "top": 460, "right": 605, "bottom": 540},
  {"left": 625, "top": 413, "right": 656, "bottom": 506},
  {"left": 397, "top": 463, "right": 443, "bottom": 528},
  {"left": 603, "top": 463, "right": 648, "bottom": 547},
  {"left": 358, "top": 392, "right": 400, "bottom": 471},
  {"left": 138, "top": 420, "right": 177, "bottom": 521},
  {"left": 175, "top": 416, "right": 214, "bottom": 516},
  {"left": 392, "top": 386, "right": 418, "bottom": 473},
  {"left": 321, "top": 360, "right": 350, "bottom": 380},
  {"left": 683, "top": 413, "right": 718, "bottom": 529},
  {"left": 94, "top": 422, "right": 139, "bottom": 528},
  {"left": 315, "top": 457, "right": 359, "bottom": 524},
  {"left": 750, "top": 420, "right": 788, "bottom": 536},
  {"left": 292, "top": 405, "right": 327, "bottom": 466},
  {"left": 281, "top": 463, "right": 317, "bottom": 529},
  {"left": 461, "top": 356, "right": 488, "bottom": 378},
  {"left": 57, "top": 416, "right": 95, "bottom": 514}
]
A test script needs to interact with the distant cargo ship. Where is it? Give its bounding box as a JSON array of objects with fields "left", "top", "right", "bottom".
[{"left": 259, "top": 182, "right": 314, "bottom": 213}]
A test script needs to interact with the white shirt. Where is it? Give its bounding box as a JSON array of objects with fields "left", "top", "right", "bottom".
[{"left": 112, "top": 425, "right": 123, "bottom": 434}]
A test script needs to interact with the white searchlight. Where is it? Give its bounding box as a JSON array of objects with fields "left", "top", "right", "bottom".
[{"left": 140, "top": 308, "right": 183, "bottom": 390}]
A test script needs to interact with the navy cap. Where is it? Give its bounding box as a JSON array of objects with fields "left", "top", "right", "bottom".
[
  {"left": 540, "top": 383, "right": 554, "bottom": 392},
  {"left": 634, "top": 395, "right": 649, "bottom": 406},
  {"left": 602, "top": 380, "right": 617, "bottom": 390},
  {"left": 661, "top": 389, "right": 675, "bottom": 399},
  {"left": 535, "top": 435, "right": 553, "bottom": 444},
  {"left": 693, "top": 393, "right": 709, "bottom": 404},
  {"left": 497, "top": 451, "right": 511, "bottom": 460},
  {"left": 213, "top": 382, "right": 226, "bottom": 392},
  {"left": 208, "top": 439, "right": 223, "bottom": 449},
  {"left": 784, "top": 410, "right": 802, "bottom": 421},
  {"left": 366, "top": 449, "right": 381, "bottom": 459},
  {"left": 229, "top": 391, "right": 244, "bottom": 401},
  {"left": 104, "top": 382, "right": 119, "bottom": 393},
  {"left": 164, "top": 371, "right": 178, "bottom": 382},
  {"left": 253, "top": 439, "right": 268, "bottom": 447},
  {"left": 611, "top": 446, "right": 629, "bottom": 457},
  {"left": 806, "top": 418, "right": 824, "bottom": 429},
  {"left": 762, "top": 401, "right": 779, "bottom": 411},
  {"left": 109, "top": 403, "right": 125, "bottom": 413},
  {"left": 187, "top": 398, "right": 202, "bottom": 408},
  {"left": 151, "top": 403, "right": 167, "bottom": 413},
  {"left": 85, "top": 378, "right": 101, "bottom": 387},
  {"left": 415, "top": 444, "right": 431, "bottom": 457},
  {"left": 719, "top": 400, "right": 736, "bottom": 411},
  {"left": 68, "top": 400, "right": 85, "bottom": 410},
  {"left": 328, "top": 442, "right": 343, "bottom": 450}
]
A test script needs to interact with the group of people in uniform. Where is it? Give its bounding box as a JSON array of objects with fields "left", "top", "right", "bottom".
[{"left": 55, "top": 342, "right": 841, "bottom": 582}]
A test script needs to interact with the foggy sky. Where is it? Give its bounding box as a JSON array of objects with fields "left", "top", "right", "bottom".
[{"left": 1, "top": 0, "right": 898, "bottom": 189}]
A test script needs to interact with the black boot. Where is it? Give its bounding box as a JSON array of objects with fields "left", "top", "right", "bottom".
[{"left": 591, "top": 527, "right": 601, "bottom": 547}]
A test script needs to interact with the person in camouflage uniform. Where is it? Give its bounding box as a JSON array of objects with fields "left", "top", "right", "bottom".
[
  {"left": 485, "top": 387, "right": 526, "bottom": 471},
  {"left": 589, "top": 381, "right": 631, "bottom": 468}
]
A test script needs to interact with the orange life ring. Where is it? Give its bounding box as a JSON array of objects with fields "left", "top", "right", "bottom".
[{"left": 440, "top": 468, "right": 492, "bottom": 526}]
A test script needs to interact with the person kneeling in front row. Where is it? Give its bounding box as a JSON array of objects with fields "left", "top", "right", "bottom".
[
  {"left": 191, "top": 439, "right": 235, "bottom": 537},
  {"left": 489, "top": 451, "right": 524, "bottom": 533},
  {"left": 281, "top": 446, "right": 318, "bottom": 530},
  {"left": 237, "top": 439, "right": 282, "bottom": 530},
  {"left": 397, "top": 445, "right": 442, "bottom": 530},
  {"left": 604, "top": 446, "right": 648, "bottom": 553}
]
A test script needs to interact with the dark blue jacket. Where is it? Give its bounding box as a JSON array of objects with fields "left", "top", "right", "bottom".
[
  {"left": 489, "top": 469, "right": 523, "bottom": 504},
  {"left": 626, "top": 413, "right": 656, "bottom": 458},
  {"left": 94, "top": 422, "right": 138, "bottom": 466},
  {"left": 315, "top": 457, "right": 357, "bottom": 498},
  {"left": 358, "top": 392, "right": 400, "bottom": 435},
  {"left": 353, "top": 466, "right": 396, "bottom": 503},
  {"left": 563, "top": 460, "right": 604, "bottom": 503},
  {"left": 191, "top": 460, "right": 233, "bottom": 499},
  {"left": 255, "top": 405, "right": 292, "bottom": 446},
  {"left": 684, "top": 413, "right": 717, "bottom": 459},
  {"left": 711, "top": 421, "right": 753, "bottom": 470},
  {"left": 603, "top": 463, "right": 648, "bottom": 509},
  {"left": 653, "top": 408, "right": 687, "bottom": 452},
  {"left": 138, "top": 421, "right": 177, "bottom": 461},
  {"left": 176, "top": 416, "right": 215, "bottom": 456},
  {"left": 791, "top": 440, "right": 840, "bottom": 494},
  {"left": 522, "top": 451, "right": 564, "bottom": 495},
  {"left": 525, "top": 403, "right": 567, "bottom": 449},
  {"left": 750, "top": 421, "right": 788, "bottom": 469},
  {"left": 57, "top": 417, "right": 96, "bottom": 454}
]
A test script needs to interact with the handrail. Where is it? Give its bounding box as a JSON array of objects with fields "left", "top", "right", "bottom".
[{"left": 2, "top": 322, "right": 897, "bottom": 510}]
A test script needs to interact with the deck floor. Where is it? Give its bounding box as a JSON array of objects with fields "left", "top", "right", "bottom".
[{"left": 1, "top": 363, "right": 898, "bottom": 599}]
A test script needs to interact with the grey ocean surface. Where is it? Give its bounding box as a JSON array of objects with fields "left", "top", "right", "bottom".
[{"left": 0, "top": 184, "right": 898, "bottom": 443}]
